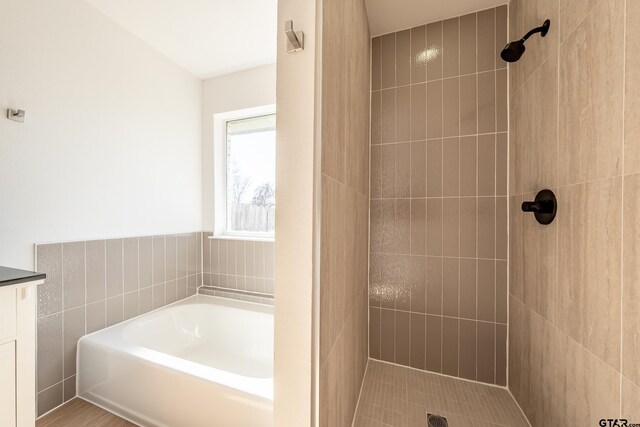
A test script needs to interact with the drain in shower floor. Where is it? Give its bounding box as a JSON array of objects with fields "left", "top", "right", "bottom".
[{"left": 427, "top": 413, "right": 448, "bottom": 427}]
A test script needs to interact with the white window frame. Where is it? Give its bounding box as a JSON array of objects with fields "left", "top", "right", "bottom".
[{"left": 213, "top": 104, "right": 276, "bottom": 241}]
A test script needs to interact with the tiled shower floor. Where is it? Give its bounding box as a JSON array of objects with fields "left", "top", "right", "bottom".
[{"left": 353, "top": 360, "right": 529, "bottom": 427}]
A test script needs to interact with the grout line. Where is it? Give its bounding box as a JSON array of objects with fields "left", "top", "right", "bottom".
[{"left": 619, "top": 0, "right": 627, "bottom": 417}]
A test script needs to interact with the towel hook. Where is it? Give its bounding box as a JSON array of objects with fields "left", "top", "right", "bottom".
[
  {"left": 285, "top": 20, "right": 304, "bottom": 53},
  {"left": 7, "top": 108, "right": 25, "bottom": 123}
]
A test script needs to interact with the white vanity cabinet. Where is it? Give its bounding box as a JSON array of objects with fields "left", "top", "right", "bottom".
[{"left": 0, "top": 269, "right": 44, "bottom": 427}]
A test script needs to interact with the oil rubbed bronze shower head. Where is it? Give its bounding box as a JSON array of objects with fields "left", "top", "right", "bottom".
[{"left": 500, "top": 19, "right": 550, "bottom": 63}]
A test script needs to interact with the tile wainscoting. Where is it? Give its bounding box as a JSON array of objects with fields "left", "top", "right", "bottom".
[{"left": 35, "top": 232, "right": 202, "bottom": 416}]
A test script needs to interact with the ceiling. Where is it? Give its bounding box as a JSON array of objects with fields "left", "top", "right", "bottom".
[
  {"left": 85, "top": 0, "right": 277, "bottom": 80},
  {"left": 365, "top": 0, "right": 508, "bottom": 36}
]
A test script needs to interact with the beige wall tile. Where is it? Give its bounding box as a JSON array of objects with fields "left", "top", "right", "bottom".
[
  {"left": 410, "top": 313, "right": 426, "bottom": 369},
  {"left": 460, "top": 74, "right": 477, "bottom": 135},
  {"left": 442, "top": 198, "right": 460, "bottom": 257},
  {"left": 477, "top": 260, "right": 495, "bottom": 322},
  {"left": 410, "top": 84, "right": 426, "bottom": 141},
  {"left": 426, "top": 256, "right": 443, "bottom": 315},
  {"left": 623, "top": 173, "right": 640, "bottom": 386},
  {"left": 495, "top": 324, "right": 507, "bottom": 385},
  {"left": 625, "top": 0, "right": 640, "bottom": 175},
  {"left": 427, "top": 80, "right": 443, "bottom": 138},
  {"left": 477, "top": 198, "right": 496, "bottom": 259},
  {"left": 37, "top": 243, "right": 63, "bottom": 318},
  {"left": 410, "top": 141, "right": 426, "bottom": 197},
  {"left": 459, "top": 258, "right": 476, "bottom": 319},
  {"left": 426, "top": 21, "right": 443, "bottom": 80},
  {"left": 622, "top": 378, "right": 640, "bottom": 421},
  {"left": 460, "top": 136, "right": 477, "bottom": 196},
  {"left": 495, "top": 133, "right": 507, "bottom": 196},
  {"left": 477, "top": 8, "right": 496, "bottom": 72},
  {"left": 410, "top": 256, "right": 426, "bottom": 313},
  {"left": 410, "top": 199, "right": 426, "bottom": 256},
  {"left": 556, "top": 332, "right": 620, "bottom": 426},
  {"left": 477, "top": 71, "right": 496, "bottom": 134},
  {"left": 495, "top": 5, "right": 508, "bottom": 69},
  {"left": 558, "top": 0, "right": 624, "bottom": 185},
  {"left": 426, "top": 315, "right": 442, "bottom": 372},
  {"left": 443, "top": 137, "right": 460, "bottom": 196},
  {"left": 396, "top": 29, "right": 411, "bottom": 86},
  {"left": 63, "top": 241, "right": 85, "bottom": 310},
  {"left": 443, "top": 17, "right": 459, "bottom": 78},
  {"left": 381, "top": 89, "right": 396, "bottom": 144},
  {"left": 426, "top": 140, "right": 443, "bottom": 197},
  {"left": 459, "top": 320, "right": 477, "bottom": 380},
  {"left": 396, "top": 86, "right": 410, "bottom": 143},
  {"left": 476, "top": 322, "right": 495, "bottom": 384},
  {"left": 395, "top": 200, "right": 411, "bottom": 255},
  {"left": 426, "top": 198, "right": 443, "bottom": 256},
  {"left": 380, "top": 143, "right": 395, "bottom": 198},
  {"left": 372, "top": 36, "right": 381, "bottom": 90},
  {"left": 496, "top": 69, "right": 508, "bottom": 132},
  {"left": 443, "top": 78, "right": 460, "bottom": 137},
  {"left": 410, "top": 26, "right": 426, "bottom": 84},
  {"left": 395, "top": 311, "right": 410, "bottom": 365},
  {"left": 442, "top": 317, "right": 459, "bottom": 377},
  {"left": 380, "top": 309, "right": 395, "bottom": 362},
  {"left": 371, "top": 90, "right": 381, "bottom": 145},
  {"left": 395, "top": 143, "right": 411, "bottom": 198},
  {"left": 381, "top": 33, "right": 396, "bottom": 89},
  {"left": 559, "top": 0, "right": 600, "bottom": 42},
  {"left": 459, "top": 198, "right": 477, "bottom": 258},
  {"left": 477, "top": 134, "right": 496, "bottom": 196},
  {"left": 459, "top": 12, "right": 477, "bottom": 75},
  {"left": 557, "top": 178, "right": 622, "bottom": 369},
  {"left": 370, "top": 307, "right": 381, "bottom": 359},
  {"left": 442, "top": 258, "right": 459, "bottom": 317},
  {"left": 495, "top": 197, "right": 508, "bottom": 260}
]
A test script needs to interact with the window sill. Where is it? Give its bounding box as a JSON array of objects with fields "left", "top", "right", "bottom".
[{"left": 209, "top": 234, "right": 275, "bottom": 243}]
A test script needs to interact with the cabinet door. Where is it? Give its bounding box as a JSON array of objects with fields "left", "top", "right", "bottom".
[
  {"left": 0, "top": 341, "right": 16, "bottom": 427},
  {"left": 0, "top": 288, "right": 17, "bottom": 341}
]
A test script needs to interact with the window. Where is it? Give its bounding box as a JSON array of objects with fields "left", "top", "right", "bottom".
[{"left": 213, "top": 106, "right": 276, "bottom": 239}]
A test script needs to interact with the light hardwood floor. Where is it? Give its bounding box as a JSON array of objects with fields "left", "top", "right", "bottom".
[{"left": 36, "top": 398, "right": 136, "bottom": 427}]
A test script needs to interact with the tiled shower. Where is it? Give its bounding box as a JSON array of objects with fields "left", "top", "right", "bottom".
[{"left": 369, "top": 6, "right": 509, "bottom": 385}]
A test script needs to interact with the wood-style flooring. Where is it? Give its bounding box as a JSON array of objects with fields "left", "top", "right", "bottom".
[{"left": 36, "top": 398, "right": 136, "bottom": 427}]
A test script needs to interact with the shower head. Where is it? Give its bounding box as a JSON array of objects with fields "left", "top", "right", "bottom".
[{"left": 501, "top": 19, "right": 550, "bottom": 63}]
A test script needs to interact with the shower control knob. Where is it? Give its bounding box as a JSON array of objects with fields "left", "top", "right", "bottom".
[{"left": 522, "top": 189, "right": 557, "bottom": 225}]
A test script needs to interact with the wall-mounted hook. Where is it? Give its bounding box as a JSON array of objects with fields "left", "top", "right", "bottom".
[
  {"left": 522, "top": 189, "right": 557, "bottom": 225},
  {"left": 7, "top": 108, "right": 25, "bottom": 123},
  {"left": 285, "top": 20, "right": 304, "bottom": 53}
]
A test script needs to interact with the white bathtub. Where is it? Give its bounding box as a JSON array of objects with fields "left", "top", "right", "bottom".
[{"left": 77, "top": 295, "right": 273, "bottom": 427}]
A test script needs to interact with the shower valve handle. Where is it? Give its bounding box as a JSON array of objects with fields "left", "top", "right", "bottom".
[
  {"left": 521, "top": 200, "right": 554, "bottom": 214},
  {"left": 522, "top": 189, "right": 557, "bottom": 225}
]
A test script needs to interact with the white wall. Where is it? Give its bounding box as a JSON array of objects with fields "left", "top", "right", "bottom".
[
  {"left": 201, "top": 64, "right": 277, "bottom": 231},
  {"left": 0, "top": 0, "right": 203, "bottom": 270}
]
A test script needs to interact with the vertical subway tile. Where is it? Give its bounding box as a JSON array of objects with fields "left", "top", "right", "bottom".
[
  {"left": 426, "top": 198, "right": 443, "bottom": 256},
  {"left": 442, "top": 258, "right": 459, "bottom": 317},
  {"left": 38, "top": 383, "right": 63, "bottom": 417},
  {"left": 410, "top": 200, "right": 426, "bottom": 256},
  {"left": 370, "top": 307, "right": 381, "bottom": 359},
  {"left": 442, "top": 317, "right": 459, "bottom": 377},
  {"left": 496, "top": 197, "right": 508, "bottom": 260},
  {"left": 396, "top": 29, "right": 411, "bottom": 86},
  {"left": 62, "top": 242, "right": 85, "bottom": 310},
  {"left": 372, "top": 36, "right": 381, "bottom": 90},
  {"left": 123, "top": 291, "right": 138, "bottom": 320},
  {"left": 410, "top": 313, "right": 426, "bottom": 370},
  {"left": 476, "top": 322, "right": 495, "bottom": 384},
  {"left": 459, "top": 198, "right": 477, "bottom": 258},
  {"left": 152, "top": 235, "right": 165, "bottom": 285},
  {"left": 443, "top": 17, "right": 459, "bottom": 78},
  {"left": 410, "top": 255, "right": 426, "bottom": 313},
  {"left": 265, "top": 242, "right": 275, "bottom": 279},
  {"left": 410, "top": 25, "right": 427, "bottom": 83},
  {"left": 410, "top": 84, "right": 427, "bottom": 141},
  {"left": 123, "top": 238, "right": 138, "bottom": 293},
  {"left": 396, "top": 87, "right": 410, "bottom": 143},
  {"left": 395, "top": 200, "right": 411, "bottom": 255},
  {"left": 459, "top": 258, "right": 477, "bottom": 319},
  {"left": 496, "top": 133, "right": 508, "bottom": 196},
  {"left": 459, "top": 135, "right": 477, "bottom": 196},
  {"left": 495, "top": 324, "right": 507, "bottom": 386},
  {"left": 203, "top": 234, "right": 211, "bottom": 274},
  {"left": 459, "top": 12, "right": 477, "bottom": 75},
  {"left": 460, "top": 74, "right": 477, "bottom": 135},
  {"left": 477, "top": 260, "right": 495, "bottom": 322},
  {"left": 496, "top": 69, "right": 508, "bottom": 131},
  {"left": 152, "top": 284, "right": 165, "bottom": 309},
  {"left": 37, "top": 313, "right": 63, "bottom": 392},
  {"left": 443, "top": 137, "right": 460, "bottom": 196},
  {"left": 245, "top": 240, "right": 255, "bottom": 277},
  {"left": 496, "top": 260, "right": 508, "bottom": 324},
  {"left": 459, "top": 320, "right": 477, "bottom": 380},
  {"left": 381, "top": 142, "right": 396, "bottom": 198},
  {"left": 410, "top": 140, "right": 426, "bottom": 197},
  {"left": 426, "top": 80, "right": 443, "bottom": 138},
  {"left": 255, "top": 242, "right": 265, "bottom": 278},
  {"left": 86, "top": 300, "right": 105, "bottom": 334},
  {"left": 395, "top": 143, "right": 411, "bottom": 197},
  {"left": 139, "top": 286, "right": 152, "bottom": 315},
  {"left": 426, "top": 256, "right": 443, "bottom": 314},
  {"left": 442, "top": 198, "right": 460, "bottom": 257},
  {"left": 63, "top": 307, "right": 84, "bottom": 378},
  {"left": 477, "top": 133, "right": 496, "bottom": 196},
  {"left": 477, "top": 71, "right": 496, "bottom": 134},
  {"left": 426, "top": 140, "right": 443, "bottom": 197},
  {"left": 105, "top": 239, "right": 123, "bottom": 299},
  {"left": 177, "top": 235, "right": 188, "bottom": 278},
  {"left": 426, "top": 315, "right": 442, "bottom": 372},
  {"left": 477, "top": 8, "right": 496, "bottom": 72},
  {"left": 219, "top": 239, "right": 228, "bottom": 275},
  {"left": 138, "top": 236, "right": 152, "bottom": 289},
  {"left": 477, "top": 198, "right": 496, "bottom": 259},
  {"left": 371, "top": 90, "right": 382, "bottom": 145},
  {"left": 381, "top": 33, "right": 396, "bottom": 89},
  {"left": 426, "top": 21, "right": 443, "bottom": 80},
  {"left": 106, "top": 295, "right": 123, "bottom": 327},
  {"left": 370, "top": 145, "right": 382, "bottom": 198},
  {"left": 443, "top": 78, "right": 460, "bottom": 137},
  {"left": 380, "top": 309, "right": 395, "bottom": 362},
  {"left": 395, "top": 311, "right": 410, "bottom": 365},
  {"left": 63, "top": 376, "right": 76, "bottom": 403},
  {"left": 166, "top": 281, "right": 177, "bottom": 304},
  {"left": 236, "top": 241, "right": 245, "bottom": 278},
  {"left": 165, "top": 235, "right": 177, "bottom": 281},
  {"left": 495, "top": 5, "right": 508, "bottom": 69},
  {"left": 37, "top": 244, "right": 63, "bottom": 318}
]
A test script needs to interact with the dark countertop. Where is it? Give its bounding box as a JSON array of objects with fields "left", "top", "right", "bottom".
[{"left": 0, "top": 266, "right": 46, "bottom": 287}]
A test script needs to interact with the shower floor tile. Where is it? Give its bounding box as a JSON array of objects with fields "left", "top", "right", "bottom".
[{"left": 353, "top": 360, "right": 529, "bottom": 427}]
